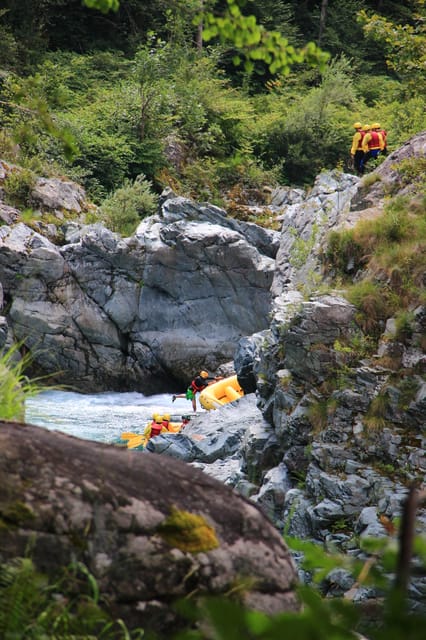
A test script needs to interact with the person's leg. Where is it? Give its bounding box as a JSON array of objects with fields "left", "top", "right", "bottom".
[
  {"left": 354, "top": 150, "right": 364, "bottom": 175},
  {"left": 360, "top": 151, "right": 370, "bottom": 172},
  {"left": 192, "top": 396, "right": 197, "bottom": 412}
]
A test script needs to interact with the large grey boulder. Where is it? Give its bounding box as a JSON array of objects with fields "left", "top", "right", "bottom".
[
  {"left": 0, "top": 193, "right": 277, "bottom": 391},
  {"left": 148, "top": 394, "right": 257, "bottom": 463},
  {"left": 158, "top": 193, "right": 280, "bottom": 259},
  {"left": 0, "top": 421, "right": 299, "bottom": 636},
  {"left": 31, "top": 176, "right": 87, "bottom": 214}
]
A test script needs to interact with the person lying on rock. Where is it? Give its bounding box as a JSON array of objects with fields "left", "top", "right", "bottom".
[{"left": 172, "top": 370, "right": 222, "bottom": 412}]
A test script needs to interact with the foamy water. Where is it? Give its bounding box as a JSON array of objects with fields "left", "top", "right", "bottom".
[{"left": 25, "top": 389, "right": 196, "bottom": 444}]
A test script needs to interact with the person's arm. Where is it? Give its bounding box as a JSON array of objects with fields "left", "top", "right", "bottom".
[
  {"left": 350, "top": 132, "right": 360, "bottom": 155},
  {"left": 362, "top": 133, "right": 370, "bottom": 153}
]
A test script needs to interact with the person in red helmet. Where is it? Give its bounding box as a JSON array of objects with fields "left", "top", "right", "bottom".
[{"left": 172, "top": 370, "right": 222, "bottom": 412}]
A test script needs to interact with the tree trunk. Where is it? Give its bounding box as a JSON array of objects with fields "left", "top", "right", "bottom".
[
  {"left": 318, "top": 0, "right": 329, "bottom": 45},
  {"left": 196, "top": 0, "right": 203, "bottom": 51}
]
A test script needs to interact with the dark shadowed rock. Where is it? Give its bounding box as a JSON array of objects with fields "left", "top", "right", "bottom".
[
  {"left": 234, "top": 333, "right": 266, "bottom": 394},
  {"left": 0, "top": 421, "right": 299, "bottom": 636}
]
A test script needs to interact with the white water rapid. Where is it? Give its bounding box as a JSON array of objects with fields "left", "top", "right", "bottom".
[{"left": 25, "top": 390, "right": 196, "bottom": 444}]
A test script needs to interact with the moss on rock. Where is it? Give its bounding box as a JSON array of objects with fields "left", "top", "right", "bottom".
[{"left": 157, "top": 506, "right": 219, "bottom": 553}]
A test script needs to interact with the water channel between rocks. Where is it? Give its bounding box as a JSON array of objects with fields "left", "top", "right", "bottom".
[{"left": 25, "top": 390, "right": 197, "bottom": 444}]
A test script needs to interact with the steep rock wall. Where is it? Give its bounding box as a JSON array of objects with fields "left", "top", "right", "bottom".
[{"left": 0, "top": 188, "right": 278, "bottom": 392}]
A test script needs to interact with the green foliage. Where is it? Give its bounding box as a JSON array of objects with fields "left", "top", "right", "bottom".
[
  {"left": 0, "top": 72, "right": 78, "bottom": 163},
  {"left": 358, "top": 3, "right": 426, "bottom": 96},
  {"left": 100, "top": 174, "right": 158, "bottom": 235},
  {"left": 324, "top": 229, "right": 365, "bottom": 276},
  {"left": 0, "top": 557, "right": 143, "bottom": 639},
  {"left": 381, "top": 95, "right": 426, "bottom": 150},
  {"left": 308, "top": 397, "right": 335, "bottom": 433},
  {"left": 174, "top": 589, "right": 362, "bottom": 640},
  {"left": 172, "top": 528, "right": 426, "bottom": 639},
  {"left": 0, "top": 0, "right": 425, "bottom": 206},
  {"left": 84, "top": 0, "right": 120, "bottom": 12},
  {"left": 394, "top": 309, "right": 415, "bottom": 343},
  {"left": 2, "top": 168, "right": 36, "bottom": 208},
  {"left": 0, "top": 558, "right": 48, "bottom": 638},
  {"left": 323, "top": 194, "right": 426, "bottom": 335},
  {"left": 252, "top": 56, "right": 358, "bottom": 184},
  {"left": 1, "top": 0, "right": 424, "bottom": 203},
  {"left": 0, "top": 344, "right": 46, "bottom": 422},
  {"left": 65, "top": 120, "right": 136, "bottom": 202},
  {"left": 0, "top": 10, "right": 19, "bottom": 69},
  {"left": 364, "top": 392, "right": 389, "bottom": 430},
  {"left": 393, "top": 156, "right": 426, "bottom": 194},
  {"left": 348, "top": 280, "right": 397, "bottom": 337},
  {"left": 201, "top": 0, "right": 330, "bottom": 76},
  {"left": 395, "top": 375, "right": 420, "bottom": 410},
  {"left": 289, "top": 223, "right": 319, "bottom": 268}
]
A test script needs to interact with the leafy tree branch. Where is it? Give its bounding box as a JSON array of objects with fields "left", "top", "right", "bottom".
[
  {"left": 82, "top": 0, "right": 330, "bottom": 76},
  {"left": 199, "top": 0, "right": 330, "bottom": 75},
  {"left": 83, "top": 0, "right": 119, "bottom": 13},
  {"left": 357, "top": 2, "right": 426, "bottom": 94}
]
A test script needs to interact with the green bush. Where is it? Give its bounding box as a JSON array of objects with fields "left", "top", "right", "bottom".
[
  {"left": 100, "top": 174, "right": 158, "bottom": 236},
  {"left": 395, "top": 157, "right": 426, "bottom": 193},
  {"left": 172, "top": 530, "right": 426, "bottom": 640},
  {"left": 0, "top": 22, "right": 19, "bottom": 69},
  {"left": 0, "top": 344, "right": 45, "bottom": 422},
  {"left": 0, "top": 558, "right": 143, "bottom": 639},
  {"left": 324, "top": 194, "right": 426, "bottom": 329},
  {"left": 3, "top": 168, "right": 36, "bottom": 208},
  {"left": 323, "top": 228, "right": 365, "bottom": 277},
  {"left": 347, "top": 279, "right": 397, "bottom": 337},
  {"left": 252, "top": 57, "right": 358, "bottom": 185}
]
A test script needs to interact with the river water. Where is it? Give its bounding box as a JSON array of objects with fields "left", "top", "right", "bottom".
[{"left": 25, "top": 390, "right": 196, "bottom": 444}]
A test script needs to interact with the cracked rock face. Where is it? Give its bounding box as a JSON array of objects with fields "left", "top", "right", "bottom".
[
  {"left": 0, "top": 421, "right": 299, "bottom": 635},
  {"left": 0, "top": 194, "right": 277, "bottom": 392}
]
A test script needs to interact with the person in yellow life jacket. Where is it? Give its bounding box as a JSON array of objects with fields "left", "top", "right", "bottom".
[
  {"left": 142, "top": 413, "right": 168, "bottom": 443},
  {"left": 350, "top": 122, "right": 365, "bottom": 175},
  {"left": 161, "top": 414, "right": 171, "bottom": 430},
  {"left": 361, "top": 123, "right": 384, "bottom": 172},
  {"left": 162, "top": 413, "right": 184, "bottom": 433}
]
